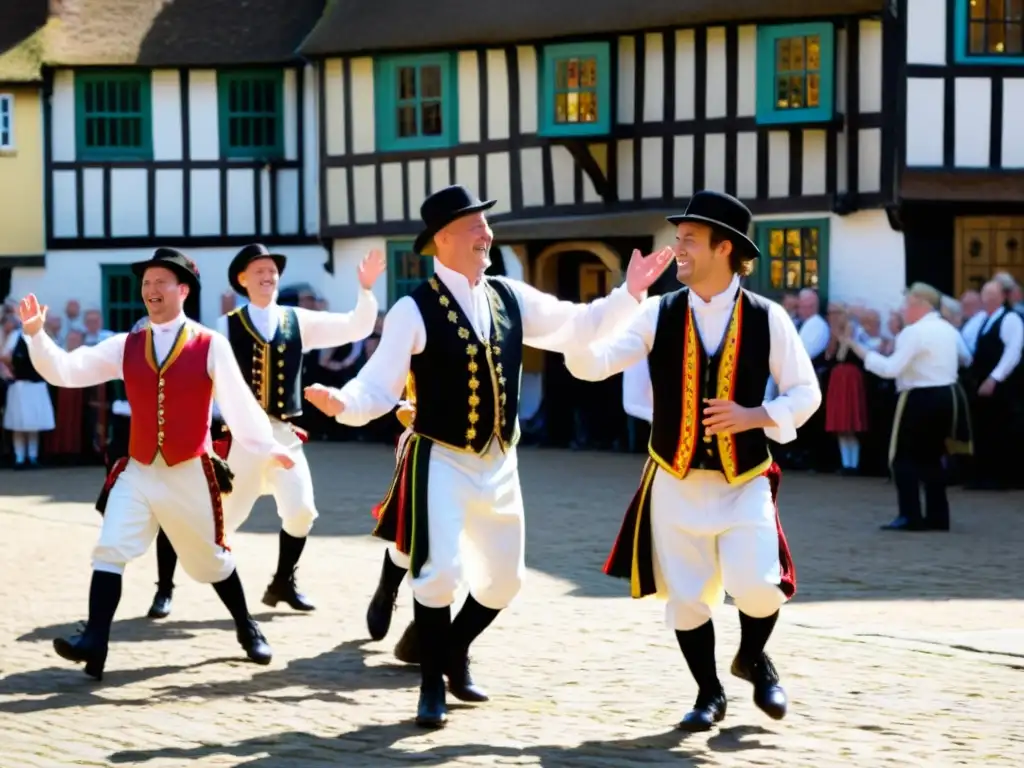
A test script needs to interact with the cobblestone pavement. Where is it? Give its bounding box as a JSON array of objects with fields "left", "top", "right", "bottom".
[{"left": 1, "top": 443, "right": 1022, "bottom": 767}]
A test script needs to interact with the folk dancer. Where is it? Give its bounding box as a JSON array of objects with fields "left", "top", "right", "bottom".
[
  {"left": 304, "top": 184, "right": 672, "bottom": 728},
  {"left": 843, "top": 282, "right": 973, "bottom": 531},
  {"left": 564, "top": 191, "right": 822, "bottom": 731},
  {"left": 0, "top": 323, "right": 56, "bottom": 469},
  {"left": 143, "top": 243, "right": 383, "bottom": 619},
  {"left": 18, "top": 249, "right": 295, "bottom": 680}
]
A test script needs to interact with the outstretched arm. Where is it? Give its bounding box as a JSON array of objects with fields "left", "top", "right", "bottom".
[
  {"left": 295, "top": 291, "right": 379, "bottom": 352},
  {"left": 207, "top": 332, "right": 283, "bottom": 457},
  {"left": 27, "top": 330, "right": 125, "bottom": 388},
  {"left": 562, "top": 297, "right": 660, "bottom": 381}
]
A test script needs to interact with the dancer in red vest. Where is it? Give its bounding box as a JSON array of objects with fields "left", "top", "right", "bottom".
[
  {"left": 17, "top": 248, "right": 294, "bottom": 681},
  {"left": 564, "top": 191, "right": 822, "bottom": 731}
]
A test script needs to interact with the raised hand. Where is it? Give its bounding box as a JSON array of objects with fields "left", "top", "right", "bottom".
[
  {"left": 17, "top": 294, "right": 47, "bottom": 337},
  {"left": 358, "top": 249, "right": 386, "bottom": 291},
  {"left": 303, "top": 383, "right": 345, "bottom": 417},
  {"left": 625, "top": 246, "right": 674, "bottom": 300}
]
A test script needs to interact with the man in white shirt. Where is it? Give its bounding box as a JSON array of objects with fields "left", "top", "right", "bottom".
[
  {"left": 303, "top": 185, "right": 670, "bottom": 728},
  {"left": 965, "top": 280, "right": 1023, "bottom": 490},
  {"left": 784, "top": 289, "right": 829, "bottom": 469},
  {"left": 845, "top": 283, "right": 972, "bottom": 531}
]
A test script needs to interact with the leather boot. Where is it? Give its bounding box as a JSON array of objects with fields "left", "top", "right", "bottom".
[
  {"left": 53, "top": 570, "right": 122, "bottom": 681},
  {"left": 367, "top": 550, "right": 407, "bottom": 641},
  {"left": 262, "top": 531, "right": 315, "bottom": 611},
  {"left": 678, "top": 689, "right": 728, "bottom": 732},
  {"left": 445, "top": 595, "right": 499, "bottom": 702},
  {"left": 237, "top": 618, "right": 273, "bottom": 665},
  {"left": 148, "top": 528, "right": 177, "bottom": 619},
  {"left": 733, "top": 611, "right": 787, "bottom": 720},
  {"left": 413, "top": 600, "right": 450, "bottom": 728},
  {"left": 147, "top": 585, "right": 173, "bottom": 619},
  {"left": 393, "top": 621, "right": 420, "bottom": 665},
  {"left": 675, "top": 621, "right": 727, "bottom": 732}
]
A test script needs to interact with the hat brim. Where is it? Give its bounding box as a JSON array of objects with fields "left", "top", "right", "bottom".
[
  {"left": 413, "top": 199, "right": 498, "bottom": 256},
  {"left": 229, "top": 253, "right": 287, "bottom": 296},
  {"left": 666, "top": 213, "right": 761, "bottom": 259},
  {"left": 131, "top": 260, "right": 200, "bottom": 291}
]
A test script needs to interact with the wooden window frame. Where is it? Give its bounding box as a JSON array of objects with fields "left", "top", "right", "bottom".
[
  {"left": 101, "top": 264, "right": 147, "bottom": 333},
  {"left": 750, "top": 218, "right": 830, "bottom": 300},
  {"left": 217, "top": 69, "right": 286, "bottom": 160},
  {"left": 74, "top": 70, "right": 153, "bottom": 161},
  {"left": 955, "top": 0, "right": 1024, "bottom": 63},
  {"left": 374, "top": 54, "right": 459, "bottom": 152},
  {"left": 0, "top": 94, "right": 13, "bottom": 150},
  {"left": 755, "top": 23, "right": 835, "bottom": 126},
  {"left": 538, "top": 42, "right": 612, "bottom": 137},
  {"left": 386, "top": 240, "right": 434, "bottom": 307}
]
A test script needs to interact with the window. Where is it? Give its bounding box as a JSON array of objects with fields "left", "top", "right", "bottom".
[
  {"left": 75, "top": 71, "right": 152, "bottom": 160},
  {"left": 0, "top": 94, "right": 13, "bottom": 150},
  {"left": 750, "top": 219, "right": 830, "bottom": 297},
  {"left": 956, "top": 0, "right": 1024, "bottom": 63},
  {"left": 375, "top": 54, "right": 458, "bottom": 151},
  {"left": 101, "top": 265, "right": 147, "bottom": 333},
  {"left": 218, "top": 70, "right": 285, "bottom": 159},
  {"left": 756, "top": 24, "right": 835, "bottom": 125},
  {"left": 539, "top": 42, "right": 611, "bottom": 137},
  {"left": 387, "top": 241, "right": 433, "bottom": 306}
]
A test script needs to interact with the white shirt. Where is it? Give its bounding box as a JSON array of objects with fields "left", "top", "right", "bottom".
[
  {"left": 976, "top": 306, "right": 1024, "bottom": 383},
  {"left": 215, "top": 290, "right": 378, "bottom": 352},
  {"left": 961, "top": 311, "right": 985, "bottom": 354},
  {"left": 863, "top": 312, "right": 966, "bottom": 391},
  {"left": 563, "top": 275, "right": 822, "bottom": 444},
  {"left": 334, "top": 258, "right": 641, "bottom": 427},
  {"left": 25, "top": 314, "right": 282, "bottom": 456},
  {"left": 622, "top": 359, "right": 653, "bottom": 423},
  {"left": 798, "top": 313, "right": 830, "bottom": 361}
]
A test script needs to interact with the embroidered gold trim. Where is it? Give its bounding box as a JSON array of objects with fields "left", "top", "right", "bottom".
[
  {"left": 235, "top": 306, "right": 292, "bottom": 413},
  {"left": 715, "top": 298, "right": 743, "bottom": 482},
  {"left": 670, "top": 303, "right": 700, "bottom": 474}
]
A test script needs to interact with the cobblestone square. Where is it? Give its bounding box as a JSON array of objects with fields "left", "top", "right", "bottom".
[{"left": 0, "top": 444, "right": 1022, "bottom": 767}]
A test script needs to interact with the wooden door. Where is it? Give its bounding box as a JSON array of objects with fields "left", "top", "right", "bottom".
[{"left": 955, "top": 216, "right": 1024, "bottom": 295}]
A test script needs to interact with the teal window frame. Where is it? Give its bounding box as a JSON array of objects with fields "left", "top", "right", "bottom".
[
  {"left": 755, "top": 23, "right": 835, "bottom": 126},
  {"left": 749, "top": 218, "right": 830, "bottom": 299},
  {"left": 75, "top": 70, "right": 153, "bottom": 160},
  {"left": 538, "top": 42, "right": 612, "bottom": 137},
  {"left": 217, "top": 69, "right": 286, "bottom": 160},
  {"left": 101, "top": 264, "right": 147, "bottom": 333},
  {"left": 375, "top": 54, "right": 459, "bottom": 152},
  {"left": 955, "top": 0, "right": 1024, "bottom": 64},
  {"left": 387, "top": 240, "right": 434, "bottom": 307}
]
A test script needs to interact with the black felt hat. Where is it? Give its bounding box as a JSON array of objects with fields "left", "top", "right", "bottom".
[
  {"left": 413, "top": 185, "right": 497, "bottom": 255},
  {"left": 131, "top": 248, "right": 201, "bottom": 292},
  {"left": 666, "top": 190, "right": 760, "bottom": 259},
  {"left": 228, "top": 243, "right": 287, "bottom": 296}
]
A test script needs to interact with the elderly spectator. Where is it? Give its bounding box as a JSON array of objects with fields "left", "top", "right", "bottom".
[{"left": 43, "top": 329, "right": 88, "bottom": 463}]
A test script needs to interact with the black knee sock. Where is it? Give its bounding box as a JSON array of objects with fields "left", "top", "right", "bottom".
[
  {"left": 381, "top": 549, "right": 408, "bottom": 589},
  {"left": 88, "top": 570, "right": 123, "bottom": 642},
  {"left": 450, "top": 595, "right": 500, "bottom": 653},
  {"left": 737, "top": 610, "right": 779, "bottom": 662},
  {"left": 273, "top": 530, "right": 307, "bottom": 582},
  {"left": 155, "top": 528, "right": 178, "bottom": 593},
  {"left": 213, "top": 569, "right": 251, "bottom": 628},
  {"left": 675, "top": 620, "right": 722, "bottom": 694},
  {"left": 413, "top": 599, "right": 451, "bottom": 685}
]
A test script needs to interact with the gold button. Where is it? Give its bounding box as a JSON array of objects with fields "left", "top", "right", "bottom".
[
  {"left": 278, "top": 374, "right": 284, "bottom": 381},
  {"left": 277, "top": 387, "right": 284, "bottom": 394},
  {"left": 158, "top": 416, "right": 165, "bottom": 425},
  {"left": 703, "top": 435, "right": 712, "bottom": 443},
  {"left": 278, "top": 344, "right": 286, "bottom": 353},
  {"left": 158, "top": 378, "right": 165, "bottom": 388},
  {"left": 277, "top": 401, "right": 284, "bottom": 408},
  {"left": 158, "top": 393, "right": 165, "bottom": 403},
  {"left": 278, "top": 360, "right": 284, "bottom": 367},
  {"left": 158, "top": 408, "right": 164, "bottom": 417}
]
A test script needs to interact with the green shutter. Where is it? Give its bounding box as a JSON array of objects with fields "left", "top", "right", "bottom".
[
  {"left": 755, "top": 23, "right": 835, "bottom": 126},
  {"left": 217, "top": 69, "right": 286, "bottom": 159},
  {"left": 538, "top": 42, "right": 612, "bottom": 137},
  {"left": 386, "top": 240, "right": 433, "bottom": 307},
  {"left": 75, "top": 70, "right": 153, "bottom": 160},
  {"left": 751, "top": 218, "right": 830, "bottom": 302},
  {"left": 374, "top": 53, "right": 459, "bottom": 151},
  {"left": 101, "top": 264, "right": 147, "bottom": 332}
]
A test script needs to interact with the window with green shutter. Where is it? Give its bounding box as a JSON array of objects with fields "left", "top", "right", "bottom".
[
  {"left": 387, "top": 241, "right": 433, "bottom": 307},
  {"left": 75, "top": 71, "right": 153, "bottom": 160},
  {"left": 101, "top": 265, "right": 147, "bottom": 333},
  {"left": 218, "top": 70, "right": 285, "bottom": 159}
]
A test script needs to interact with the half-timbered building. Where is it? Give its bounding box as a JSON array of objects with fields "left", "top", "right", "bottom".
[
  {"left": 896, "top": 0, "right": 1024, "bottom": 297},
  {"left": 7, "top": 0, "right": 327, "bottom": 328},
  {"left": 300, "top": 0, "right": 904, "bottom": 318}
]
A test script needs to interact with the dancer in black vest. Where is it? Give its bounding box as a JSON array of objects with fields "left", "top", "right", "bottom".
[
  {"left": 1, "top": 326, "right": 56, "bottom": 468},
  {"left": 304, "top": 184, "right": 671, "bottom": 728},
  {"left": 564, "top": 191, "right": 822, "bottom": 732},
  {"left": 963, "top": 280, "right": 1023, "bottom": 490},
  {"left": 143, "top": 243, "right": 383, "bottom": 620},
  {"left": 844, "top": 283, "right": 973, "bottom": 529}
]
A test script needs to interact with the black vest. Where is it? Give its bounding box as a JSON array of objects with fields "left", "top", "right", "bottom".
[
  {"left": 10, "top": 334, "right": 43, "bottom": 383},
  {"left": 648, "top": 287, "right": 774, "bottom": 483},
  {"left": 226, "top": 305, "right": 304, "bottom": 420},
  {"left": 408, "top": 275, "right": 522, "bottom": 454},
  {"left": 971, "top": 307, "right": 1008, "bottom": 383}
]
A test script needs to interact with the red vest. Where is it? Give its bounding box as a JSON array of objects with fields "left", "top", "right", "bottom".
[{"left": 123, "top": 321, "right": 214, "bottom": 467}]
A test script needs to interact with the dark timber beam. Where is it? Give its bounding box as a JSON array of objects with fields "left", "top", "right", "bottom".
[{"left": 553, "top": 139, "right": 617, "bottom": 203}]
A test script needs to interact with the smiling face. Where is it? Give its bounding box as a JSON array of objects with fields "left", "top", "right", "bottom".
[
  {"left": 239, "top": 257, "right": 281, "bottom": 306},
  {"left": 141, "top": 266, "right": 188, "bottom": 324},
  {"left": 434, "top": 212, "right": 494, "bottom": 285},
  {"left": 673, "top": 222, "right": 734, "bottom": 286}
]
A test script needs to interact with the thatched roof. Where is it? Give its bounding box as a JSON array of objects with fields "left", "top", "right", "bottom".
[
  {"left": 300, "top": 0, "right": 883, "bottom": 56},
  {"left": 0, "top": 0, "right": 49, "bottom": 82}
]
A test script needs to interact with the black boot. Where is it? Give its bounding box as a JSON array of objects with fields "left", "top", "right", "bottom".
[
  {"left": 148, "top": 529, "right": 177, "bottom": 619},
  {"left": 446, "top": 595, "right": 499, "bottom": 703},
  {"left": 413, "top": 599, "right": 450, "bottom": 729},
  {"left": 675, "top": 621, "right": 727, "bottom": 732},
  {"left": 53, "top": 570, "right": 122, "bottom": 681},
  {"left": 214, "top": 569, "right": 272, "bottom": 664},
  {"left": 732, "top": 611, "right": 787, "bottom": 720},
  {"left": 262, "top": 531, "right": 315, "bottom": 611},
  {"left": 393, "top": 621, "right": 420, "bottom": 665},
  {"left": 366, "top": 550, "right": 408, "bottom": 641}
]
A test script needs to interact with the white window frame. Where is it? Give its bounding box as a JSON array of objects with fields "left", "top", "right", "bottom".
[{"left": 0, "top": 94, "right": 13, "bottom": 150}]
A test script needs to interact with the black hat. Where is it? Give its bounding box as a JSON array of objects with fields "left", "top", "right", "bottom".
[
  {"left": 131, "top": 248, "right": 201, "bottom": 292},
  {"left": 666, "top": 190, "right": 760, "bottom": 260},
  {"left": 228, "top": 243, "right": 287, "bottom": 296},
  {"left": 413, "top": 185, "right": 497, "bottom": 255}
]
